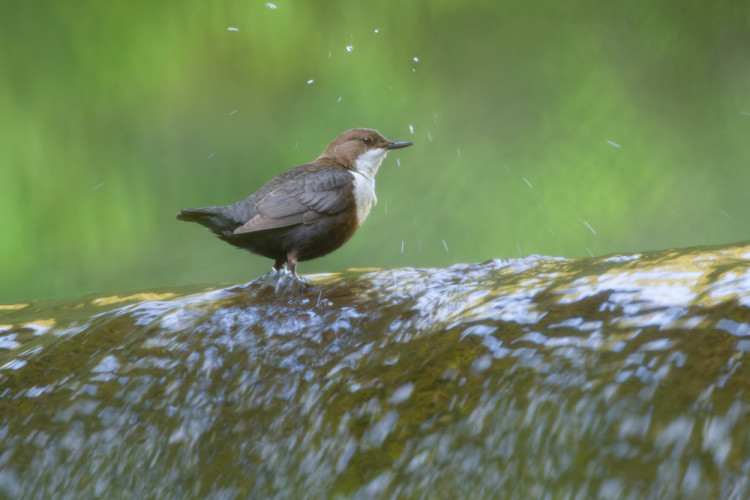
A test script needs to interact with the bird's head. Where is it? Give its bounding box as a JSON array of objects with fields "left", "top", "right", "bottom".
[{"left": 317, "top": 128, "right": 413, "bottom": 178}]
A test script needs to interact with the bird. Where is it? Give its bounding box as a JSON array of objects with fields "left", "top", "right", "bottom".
[{"left": 177, "top": 128, "right": 413, "bottom": 276}]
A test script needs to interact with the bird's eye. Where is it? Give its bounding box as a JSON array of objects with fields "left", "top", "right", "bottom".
[{"left": 362, "top": 137, "right": 373, "bottom": 145}]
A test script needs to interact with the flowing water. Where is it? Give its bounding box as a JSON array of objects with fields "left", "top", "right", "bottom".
[{"left": 1, "top": 242, "right": 750, "bottom": 498}]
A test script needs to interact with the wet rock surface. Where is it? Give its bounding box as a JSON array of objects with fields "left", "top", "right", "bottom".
[{"left": 1, "top": 242, "right": 750, "bottom": 498}]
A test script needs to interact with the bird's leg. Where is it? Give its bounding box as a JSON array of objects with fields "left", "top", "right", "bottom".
[
  {"left": 286, "top": 254, "right": 298, "bottom": 277},
  {"left": 273, "top": 259, "right": 285, "bottom": 272}
]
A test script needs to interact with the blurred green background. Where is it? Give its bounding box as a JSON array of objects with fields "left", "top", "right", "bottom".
[{"left": 2, "top": 0, "right": 749, "bottom": 303}]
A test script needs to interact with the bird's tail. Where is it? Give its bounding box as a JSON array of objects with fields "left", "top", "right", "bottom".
[{"left": 176, "top": 207, "right": 239, "bottom": 235}]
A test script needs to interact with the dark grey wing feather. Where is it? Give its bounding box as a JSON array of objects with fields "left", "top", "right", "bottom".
[
  {"left": 234, "top": 168, "right": 351, "bottom": 234},
  {"left": 294, "top": 190, "right": 349, "bottom": 215},
  {"left": 256, "top": 190, "right": 309, "bottom": 219}
]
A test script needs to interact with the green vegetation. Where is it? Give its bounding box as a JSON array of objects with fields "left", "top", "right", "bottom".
[{"left": 2, "top": 0, "right": 749, "bottom": 302}]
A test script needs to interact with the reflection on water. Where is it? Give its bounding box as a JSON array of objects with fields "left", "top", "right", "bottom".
[{"left": 1, "top": 242, "right": 750, "bottom": 498}]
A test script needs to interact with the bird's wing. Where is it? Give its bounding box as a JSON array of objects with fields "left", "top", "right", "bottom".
[{"left": 233, "top": 168, "right": 352, "bottom": 234}]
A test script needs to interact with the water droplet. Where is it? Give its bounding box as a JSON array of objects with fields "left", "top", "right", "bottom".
[
  {"left": 607, "top": 140, "right": 621, "bottom": 148},
  {"left": 577, "top": 217, "right": 597, "bottom": 235},
  {"left": 229, "top": 110, "right": 238, "bottom": 115},
  {"left": 306, "top": 79, "right": 314, "bottom": 84},
  {"left": 442, "top": 239, "right": 449, "bottom": 252},
  {"left": 409, "top": 124, "right": 414, "bottom": 134},
  {"left": 401, "top": 240, "right": 405, "bottom": 254},
  {"left": 265, "top": 2, "right": 277, "bottom": 9},
  {"left": 374, "top": 28, "right": 380, "bottom": 34},
  {"left": 396, "top": 158, "right": 401, "bottom": 167},
  {"left": 427, "top": 132, "right": 432, "bottom": 142},
  {"left": 413, "top": 57, "right": 419, "bottom": 62},
  {"left": 346, "top": 45, "right": 354, "bottom": 52},
  {"left": 716, "top": 207, "right": 731, "bottom": 218},
  {"left": 337, "top": 96, "right": 342, "bottom": 103},
  {"left": 471, "top": 355, "right": 492, "bottom": 373},
  {"left": 227, "top": 27, "right": 239, "bottom": 31},
  {"left": 388, "top": 382, "right": 414, "bottom": 404},
  {"left": 523, "top": 177, "right": 533, "bottom": 188},
  {"left": 207, "top": 152, "right": 216, "bottom": 159},
  {"left": 91, "top": 182, "right": 105, "bottom": 191},
  {"left": 93, "top": 355, "right": 120, "bottom": 373}
]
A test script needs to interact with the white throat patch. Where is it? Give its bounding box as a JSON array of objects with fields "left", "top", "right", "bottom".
[
  {"left": 354, "top": 148, "right": 387, "bottom": 178},
  {"left": 351, "top": 148, "right": 387, "bottom": 225}
]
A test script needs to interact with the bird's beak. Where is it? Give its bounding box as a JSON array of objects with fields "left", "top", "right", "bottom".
[{"left": 387, "top": 141, "right": 413, "bottom": 150}]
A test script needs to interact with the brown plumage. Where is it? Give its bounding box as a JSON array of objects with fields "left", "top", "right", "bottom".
[{"left": 177, "top": 128, "right": 412, "bottom": 276}]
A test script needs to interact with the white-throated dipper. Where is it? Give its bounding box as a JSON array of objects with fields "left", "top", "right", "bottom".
[{"left": 177, "top": 128, "right": 413, "bottom": 276}]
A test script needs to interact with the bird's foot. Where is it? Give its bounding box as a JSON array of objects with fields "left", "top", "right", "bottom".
[{"left": 257, "top": 267, "right": 309, "bottom": 295}]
